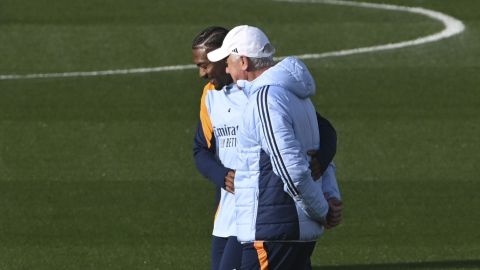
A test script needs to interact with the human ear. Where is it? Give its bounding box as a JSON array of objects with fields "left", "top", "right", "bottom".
[{"left": 240, "top": 56, "right": 249, "bottom": 71}]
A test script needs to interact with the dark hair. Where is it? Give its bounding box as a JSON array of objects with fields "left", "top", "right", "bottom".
[{"left": 192, "top": 26, "right": 229, "bottom": 50}]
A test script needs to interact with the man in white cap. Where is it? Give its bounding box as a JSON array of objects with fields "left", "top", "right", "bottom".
[{"left": 207, "top": 25, "right": 342, "bottom": 269}]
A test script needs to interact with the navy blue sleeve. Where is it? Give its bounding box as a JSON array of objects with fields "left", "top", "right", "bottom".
[
  {"left": 315, "top": 112, "right": 337, "bottom": 175},
  {"left": 193, "top": 121, "right": 231, "bottom": 188}
]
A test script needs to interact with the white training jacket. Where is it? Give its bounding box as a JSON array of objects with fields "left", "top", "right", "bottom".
[{"left": 234, "top": 57, "right": 336, "bottom": 242}]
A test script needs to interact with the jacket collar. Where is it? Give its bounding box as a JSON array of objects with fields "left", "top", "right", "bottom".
[{"left": 236, "top": 79, "right": 256, "bottom": 98}]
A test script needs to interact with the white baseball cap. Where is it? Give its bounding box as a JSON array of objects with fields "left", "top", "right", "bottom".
[{"left": 207, "top": 25, "right": 276, "bottom": 62}]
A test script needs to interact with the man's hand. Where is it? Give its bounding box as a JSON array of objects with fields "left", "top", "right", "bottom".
[
  {"left": 225, "top": 170, "right": 235, "bottom": 194},
  {"left": 325, "top": 197, "right": 343, "bottom": 229},
  {"left": 307, "top": 150, "right": 324, "bottom": 180}
]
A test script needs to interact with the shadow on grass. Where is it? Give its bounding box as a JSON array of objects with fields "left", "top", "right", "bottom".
[{"left": 313, "top": 260, "right": 480, "bottom": 269}]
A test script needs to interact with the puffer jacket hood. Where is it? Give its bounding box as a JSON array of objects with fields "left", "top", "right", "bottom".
[{"left": 249, "top": 56, "right": 316, "bottom": 99}]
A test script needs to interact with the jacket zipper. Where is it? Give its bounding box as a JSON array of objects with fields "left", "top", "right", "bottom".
[{"left": 251, "top": 189, "right": 259, "bottom": 230}]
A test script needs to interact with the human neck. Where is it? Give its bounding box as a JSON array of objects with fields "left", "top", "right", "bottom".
[{"left": 247, "top": 66, "right": 270, "bottom": 81}]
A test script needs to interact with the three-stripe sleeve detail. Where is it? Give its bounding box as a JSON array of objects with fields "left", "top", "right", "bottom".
[
  {"left": 257, "top": 86, "right": 299, "bottom": 197},
  {"left": 257, "top": 86, "right": 282, "bottom": 182}
]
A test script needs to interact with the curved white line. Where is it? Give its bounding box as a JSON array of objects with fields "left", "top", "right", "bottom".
[
  {"left": 0, "top": 0, "right": 465, "bottom": 81},
  {"left": 276, "top": 0, "right": 465, "bottom": 60}
]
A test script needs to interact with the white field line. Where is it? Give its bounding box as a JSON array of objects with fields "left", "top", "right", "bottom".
[
  {"left": 0, "top": 64, "right": 197, "bottom": 80},
  {"left": 0, "top": 0, "right": 465, "bottom": 81},
  {"left": 275, "top": 0, "right": 465, "bottom": 60}
]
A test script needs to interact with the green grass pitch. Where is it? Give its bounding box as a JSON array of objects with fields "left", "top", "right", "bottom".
[{"left": 0, "top": 0, "right": 479, "bottom": 269}]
